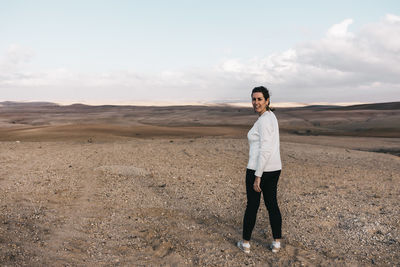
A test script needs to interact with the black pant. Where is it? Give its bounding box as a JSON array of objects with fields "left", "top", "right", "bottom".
[{"left": 242, "top": 169, "right": 282, "bottom": 241}]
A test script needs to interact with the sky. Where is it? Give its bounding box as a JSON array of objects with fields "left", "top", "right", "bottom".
[{"left": 1, "top": 0, "right": 400, "bottom": 105}]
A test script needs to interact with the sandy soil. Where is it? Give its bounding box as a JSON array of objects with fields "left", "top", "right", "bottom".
[
  {"left": 1, "top": 137, "right": 399, "bottom": 266},
  {"left": 0, "top": 102, "right": 399, "bottom": 266}
]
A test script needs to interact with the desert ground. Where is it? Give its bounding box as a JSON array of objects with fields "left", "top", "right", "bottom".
[{"left": 0, "top": 101, "right": 399, "bottom": 266}]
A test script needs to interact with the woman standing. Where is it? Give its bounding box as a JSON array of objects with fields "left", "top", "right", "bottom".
[{"left": 237, "top": 86, "right": 282, "bottom": 254}]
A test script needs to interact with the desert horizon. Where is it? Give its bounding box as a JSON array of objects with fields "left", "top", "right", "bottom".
[
  {"left": 0, "top": 100, "right": 372, "bottom": 108},
  {"left": 1, "top": 100, "right": 399, "bottom": 141}
]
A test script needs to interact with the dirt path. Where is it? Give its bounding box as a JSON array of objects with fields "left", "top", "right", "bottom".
[{"left": 43, "top": 167, "right": 104, "bottom": 265}]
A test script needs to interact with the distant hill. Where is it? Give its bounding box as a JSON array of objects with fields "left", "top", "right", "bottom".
[
  {"left": 280, "top": 101, "right": 400, "bottom": 111},
  {"left": 1, "top": 100, "right": 399, "bottom": 111},
  {"left": 0, "top": 100, "right": 399, "bottom": 139},
  {"left": 331, "top": 102, "right": 400, "bottom": 110},
  {"left": 0, "top": 101, "right": 59, "bottom": 107}
]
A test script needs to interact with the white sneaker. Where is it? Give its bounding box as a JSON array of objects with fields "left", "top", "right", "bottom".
[
  {"left": 237, "top": 240, "right": 250, "bottom": 254},
  {"left": 270, "top": 241, "right": 281, "bottom": 253}
]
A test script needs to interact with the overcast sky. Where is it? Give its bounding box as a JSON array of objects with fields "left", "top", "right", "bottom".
[{"left": 1, "top": 0, "right": 399, "bottom": 104}]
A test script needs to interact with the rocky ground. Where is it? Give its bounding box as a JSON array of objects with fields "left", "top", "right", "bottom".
[{"left": 0, "top": 136, "right": 399, "bottom": 266}]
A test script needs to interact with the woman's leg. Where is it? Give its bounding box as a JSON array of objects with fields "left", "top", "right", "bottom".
[
  {"left": 260, "top": 170, "right": 282, "bottom": 239},
  {"left": 242, "top": 169, "right": 262, "bottom": 241}
]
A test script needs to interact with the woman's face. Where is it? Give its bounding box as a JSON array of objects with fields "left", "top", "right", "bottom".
[{"left": 252, "top": 92, "right": 269, "bottom": 115}]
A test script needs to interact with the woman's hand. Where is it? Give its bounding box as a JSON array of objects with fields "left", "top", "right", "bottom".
[{"left": 253, "top": 176, "right": 262, "bottom": 192}]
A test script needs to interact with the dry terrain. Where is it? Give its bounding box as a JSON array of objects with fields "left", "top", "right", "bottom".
[{"left": 0, "top": 102, "right": 399, "bottom": 266}]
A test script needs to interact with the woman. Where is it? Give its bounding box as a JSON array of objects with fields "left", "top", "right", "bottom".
[{"left": 237, "top": 86, "right": 282, "bottom": 254}]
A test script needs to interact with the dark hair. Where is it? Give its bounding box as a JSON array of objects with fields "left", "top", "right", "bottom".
[{"left": 251, "top": 86, "right": 272, "bottom": 111}]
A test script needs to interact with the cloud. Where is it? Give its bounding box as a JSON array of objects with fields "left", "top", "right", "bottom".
[
  {"left": 219, "top": 14, "right": 400, "bottom": 102},
  {"left": 386, "top": 14, "right": 400, "bottom": 23},
  {"left": 1, "top": 15, "right": 400, "bottom": 103},
  {"left": 0, "top": 44, "right": 34, "bottom": 73},
  {"left": 326, "top": 19, "right": 354, "bottom": 39}
]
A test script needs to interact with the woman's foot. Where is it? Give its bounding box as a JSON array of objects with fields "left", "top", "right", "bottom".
[
  {"left": 270, "top": 240, "right": 281, "bottom": 253},
  {"left": 237, "top": 240, "right": 250, "bottom": 253}
]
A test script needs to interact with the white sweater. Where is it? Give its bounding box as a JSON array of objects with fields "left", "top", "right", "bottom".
[{"left": 247, "top": 111, "right": 282, "bottom": 176}]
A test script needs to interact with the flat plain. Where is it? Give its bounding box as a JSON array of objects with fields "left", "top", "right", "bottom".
[{"left": 0, "top": 101, "right": 399, "bottom": 266}]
